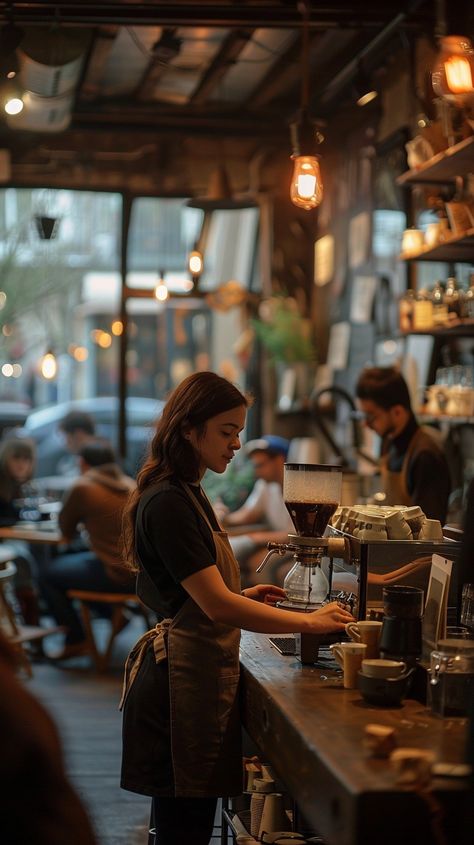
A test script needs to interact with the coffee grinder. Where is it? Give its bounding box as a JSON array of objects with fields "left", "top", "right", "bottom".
[{"left": 257, "top": 462, "right": 347, "bottom": 663}]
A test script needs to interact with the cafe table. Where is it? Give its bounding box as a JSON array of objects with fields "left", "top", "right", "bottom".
[
  {"left": 0, "top": 521, "right": 64, "bottom": 545},
  {"left": 238, "top": 631, "right": 471, "bottom": 845}
]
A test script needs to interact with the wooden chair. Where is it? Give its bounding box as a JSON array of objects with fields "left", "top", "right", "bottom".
[
  {"left": 0, "top": 555, "right": 62, "bottom": 676},
  {"left": 66, "top": 589, "right": 152, "bottom": 673}
]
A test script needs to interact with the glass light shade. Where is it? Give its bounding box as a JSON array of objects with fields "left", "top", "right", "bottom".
[
  {"left": 432, "top": 36, "right": 474, "bottom": 104},
  {"left": 290, "top": 156, "right": 323, "bottom": 210},
  {"left": 188, "top": 250, "right": 203, "bottom": 275},
  {"left": 40, "top": 352, "right": 57, "bottom": 380}
]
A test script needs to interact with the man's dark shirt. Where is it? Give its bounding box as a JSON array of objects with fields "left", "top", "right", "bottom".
[{"left": 384, "top": 414, "right": 451, "bottom": 523}]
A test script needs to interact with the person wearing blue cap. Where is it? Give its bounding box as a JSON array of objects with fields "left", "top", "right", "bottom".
[{"left": 216, "top": 434, "right": 294, "bottom": 585}]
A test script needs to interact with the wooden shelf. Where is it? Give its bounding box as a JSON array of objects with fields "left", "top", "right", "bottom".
[
  {"left": 399, "top": 228, "right": 474, "bottom": 262},
  {"left": 397, "top": 135, "right": 474, "bottom": 185},
  {"left": 400, "top": 319, "right": 474, "bottom": 338},
  {"left": 418, "top": 412, "right": 473, "bottom": 425}
]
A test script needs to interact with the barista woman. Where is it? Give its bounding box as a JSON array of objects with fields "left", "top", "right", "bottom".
[{"left": 120, "top": 371, "right": 353, "bottom": 845}]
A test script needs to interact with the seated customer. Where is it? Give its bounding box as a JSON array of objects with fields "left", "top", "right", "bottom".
[
  {"left": 57, "top": 410, "right": 96, "bottom": 478},
  {"left": 39, "top": 439, "right": 136, "bottom": 659},
  {"left": 217, "top": 435, "right": 293, "bottom": 585},
  {"left": 0, "top": 436, "right": 42, "bottom": 626}
]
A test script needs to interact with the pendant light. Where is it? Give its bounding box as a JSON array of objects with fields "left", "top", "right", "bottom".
[
  {"left": 40, "top": 350, "right": 57, "bottom": 380},
  {"left": 431, "top": 0, "right": 474, "bottom": 106},
  {"left": 289, "top": 0, "right": 323, "bottom": 210}
]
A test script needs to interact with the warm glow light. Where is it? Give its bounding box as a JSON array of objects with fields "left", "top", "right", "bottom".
[
  {"left": 4, "top": 96, "right": 23, "bottom": 115},
  {"left": 97, "top": 331, "right": 112, "bottom": 348},
  {"left": 1, "top": 363, "right": 13, "bottom": 377},
  {"left": 290, "top": 156, "right": 323, "bottom": 210},
  {"left": 444, "top": 56, "right": 473, "bottom": 93},
  {"left": 73, "top": 346, "right": 88, "bottom": 362},
  {"left": 2, "top": 324, "right": 12, "bottom": 336},
  {"left": 432, "top": 36, "right": 474, "bottom": 103},
  {"left": 40, "top": 352, "right": 57, "bottom": 380},
  {"left": 0, "top": 291, "right": 6, "bottom": 309},
  {"left": 154, "top": 281, "right": 169, "bottom": 302},
  {"left": 12, "top": 363, "right": 22, "bottom": 377},
  {"left": 188, "top": 250, "right": 203, "bottom": 276},
  {"left": 111, "top": 320, "right": 123, "bottom": 336}
]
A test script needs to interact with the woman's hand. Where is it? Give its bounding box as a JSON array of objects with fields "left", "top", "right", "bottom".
[
  {"left": 242, "top": 584, "right": 287, "bottom": 606},
  {"left": 307, "top": 601, "right": 354, "bottom": 634}
]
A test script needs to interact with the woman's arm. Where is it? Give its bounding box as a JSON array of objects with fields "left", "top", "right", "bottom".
[{"left": 181, "top": 566, "right": 353, "bottom": 634}]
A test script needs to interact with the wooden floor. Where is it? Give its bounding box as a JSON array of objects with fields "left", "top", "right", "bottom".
[{"left": 26, "top": 616, "right": 227, "bottom": 845}]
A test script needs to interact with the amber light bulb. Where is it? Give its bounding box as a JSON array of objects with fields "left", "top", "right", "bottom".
[
  {"left": 432, "top": 36, "right": 474, "bottom": 103},
  {"left": 290, "top": 155, "right": 323, "bottom": 210}
]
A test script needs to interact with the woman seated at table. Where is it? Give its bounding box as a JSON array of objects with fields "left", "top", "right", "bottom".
[{"left": 0, "top": 436, "right": 42, "bottom": 626}]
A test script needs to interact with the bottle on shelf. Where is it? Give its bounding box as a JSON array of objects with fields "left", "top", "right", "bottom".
[
  {"left": 461, "top": 274, "right": 474, "bottom": 319},
  {"left": 444, "top": 276, "right": 463, "bottom": 319},
  {"left": 431, "top": 281, "right": 449, "bottom": 326},
  {"left": 399, "top": 289, "right": 415, "bottom": 333}
]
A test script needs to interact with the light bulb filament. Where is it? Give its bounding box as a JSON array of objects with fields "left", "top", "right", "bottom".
[{"left": 444, "top": 56, "right": 473, "bottom": 93}]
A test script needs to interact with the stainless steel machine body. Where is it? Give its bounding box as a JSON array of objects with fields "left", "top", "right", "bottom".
[{"left": 325, "top": 526, "right": 461, "bottom": 621}]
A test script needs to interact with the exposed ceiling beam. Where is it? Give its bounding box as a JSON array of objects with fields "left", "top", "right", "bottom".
[
  {"left": 190, "top": 28, "right": 254, "bottom": 104},
  {"left": 0, "top": 2, "right": 432, "bottom": 29},
  {"left": 69, "top": 105, "right": 289, "bottom": 138},
  {"left": 136, "top": 28, "right": 180, "bottom": 101},
  {"left": 249, "top": 31, "right": 319, "bottom": 108}
]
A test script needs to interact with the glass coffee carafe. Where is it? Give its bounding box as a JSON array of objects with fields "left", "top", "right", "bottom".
[{"left": 282, "top": 463, "right": 342, "bottom": 607}]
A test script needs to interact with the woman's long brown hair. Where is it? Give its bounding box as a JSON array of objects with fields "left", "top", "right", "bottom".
[
  {"left": 122, "top": 371, "right": 248, "bottom": 570},
  {"left": 0, "top": 437, "right": 36, "bottom": 503}
]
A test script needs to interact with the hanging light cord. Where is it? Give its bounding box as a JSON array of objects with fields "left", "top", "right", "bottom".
[{"left": 299, "top": 0, "right": 310, "bottom": 113}]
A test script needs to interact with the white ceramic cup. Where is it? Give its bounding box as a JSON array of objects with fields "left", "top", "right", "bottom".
[
  {"left": 385, "top": 510, "right": 413, "bottom": 540},
  {"left": 345, "top": 620, "right": 383, "bottom": 659},
  {"left": 361, "top": 658, "right": 407, "bottom": 679},
  {"left": 418, "top": 518, "right": 443, "bottom": 541},
  {"left": 330, "top": 641, "right": 367, "bottom": 688}
]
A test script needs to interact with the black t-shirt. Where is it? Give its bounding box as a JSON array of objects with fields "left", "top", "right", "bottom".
[{"left": 135, "top": 478, "right": 221, "bottom": 618}]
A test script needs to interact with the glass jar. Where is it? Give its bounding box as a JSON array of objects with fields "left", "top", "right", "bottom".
[
  {"left": 413, "top": 289, "right": 434, "bottom": 331},
  {"left": 461, "top": 274, "right": 474, "bottom": 319},
  {"left": 428, "top": 640, "right": 474, "bottom": 717}
]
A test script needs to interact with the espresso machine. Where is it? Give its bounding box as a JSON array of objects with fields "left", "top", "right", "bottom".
[{"left": 257, "top": 463, "right": 349, "bottom": 663}]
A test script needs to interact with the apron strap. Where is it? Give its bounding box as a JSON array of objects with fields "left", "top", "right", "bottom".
[{"left": 119, "top": 619, "right": 171, "bottom": 710}]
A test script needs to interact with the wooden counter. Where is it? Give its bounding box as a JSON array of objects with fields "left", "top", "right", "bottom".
[{"left": 239, "top": 631, "right": 472, "bottom": 845}]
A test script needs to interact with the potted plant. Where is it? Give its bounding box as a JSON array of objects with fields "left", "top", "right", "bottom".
[{"left": 252, "top": 294, "right": 317, "bottom": 407}]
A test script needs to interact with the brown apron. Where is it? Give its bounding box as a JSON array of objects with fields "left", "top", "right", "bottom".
[
  {"left": 381, "top": 426, "right": 427, "bottom": 507},
  {"left": 121, "top": 482, "right": 242, "bottom": 797}
]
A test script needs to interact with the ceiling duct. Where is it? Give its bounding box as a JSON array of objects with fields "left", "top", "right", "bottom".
[
  {"left": 186, "top": 165, "right": 257, "bottom": 210},
  {"left": 6, "top": 26, "right": 91, "bottom": 132}
]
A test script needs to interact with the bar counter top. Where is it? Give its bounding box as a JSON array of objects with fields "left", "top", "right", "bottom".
[{"left": 239, "top": 631, "right": 472, "bottom": 845}]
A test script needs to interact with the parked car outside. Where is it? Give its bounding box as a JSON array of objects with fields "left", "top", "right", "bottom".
[
  {"left": 0, "top": 401, "right": 31, "bottom": 440},
  {"left": 21, "top": 396, "right": 164, "bottom": 479}
]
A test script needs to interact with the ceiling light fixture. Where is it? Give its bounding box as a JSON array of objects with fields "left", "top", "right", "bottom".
[
  {"left": 289, "top": 0, "right": 323, "bottom": 210},
  {"left": 432, "top": 0, "right": 474, "bottom": 105},
  {"left": 154, "top": 271, "right": 169, "bottom": 303},
  {"left": 354, "top": 63, "right": 378, "bottom": 107}
]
